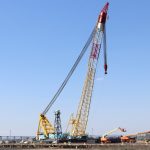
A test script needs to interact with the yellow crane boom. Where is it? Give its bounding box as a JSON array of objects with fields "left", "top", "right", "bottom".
[{"left": 70, "top": 3, "right": 109, "bottom": 136}]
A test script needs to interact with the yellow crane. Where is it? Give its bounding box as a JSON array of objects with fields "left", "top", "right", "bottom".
[
  {"left": 36, "top": 2, "right": 109, "bottom": 140},
  {"left": 36, "top": 12, "right": 96, "bottom": 141},
  {"left": 36, "top": 28, "right": 96, "bottom": 140}
]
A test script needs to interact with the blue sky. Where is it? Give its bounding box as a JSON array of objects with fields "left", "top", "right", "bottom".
[{"left": 0, "top": 0, "right": 150, "bottom": 136}]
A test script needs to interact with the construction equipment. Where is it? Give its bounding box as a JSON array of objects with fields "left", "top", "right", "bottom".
[
  {"left": 36, "top": 17, "right": 95, "bottom": 141},
  {"left": 70, "top": 2, "right": 109, "bottom": 137},
  {"left": 101, "top": 127, "right": 126, "bottom": 143},
  {"left": 65, "top": 113, "right": 74, "bottom": 133},
  {"left": 54, "top": 110, "right": 62, "bottom": 142},
  {"left": 36, "top": 2, "right": 109, "bottom": 140},
  {"left": 121, "top": 131, "right": 150, "bottom": 143},
  {"left": 121, "top": 134, "right": 137, "bottom": 143}
]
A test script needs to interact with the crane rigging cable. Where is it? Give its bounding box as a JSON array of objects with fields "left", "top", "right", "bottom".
[
  {"left": 42, "top": 27, "right": 96, "bottom": 115},
  {"left": 103, "top": 25, "right": 107, "bottom": 74}
]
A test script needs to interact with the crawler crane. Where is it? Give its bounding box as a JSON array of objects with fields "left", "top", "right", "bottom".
[{"left": 36, "top": 2, "right": 109, "bottom": 140}]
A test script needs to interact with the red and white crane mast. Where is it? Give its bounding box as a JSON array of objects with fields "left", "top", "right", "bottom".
[{"left": 71, "top": 2, "right": 109, "bottom": 136}]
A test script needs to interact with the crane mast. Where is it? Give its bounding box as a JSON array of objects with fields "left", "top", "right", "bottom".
[{"left": 71, "top": 3, "right": 109, "bottom": 136}]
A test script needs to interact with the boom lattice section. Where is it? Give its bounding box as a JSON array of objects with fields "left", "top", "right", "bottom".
[{"left": 71, "top": 3, "right": 109, "bottom": 136}]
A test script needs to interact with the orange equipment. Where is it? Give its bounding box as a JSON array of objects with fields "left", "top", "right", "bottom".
[
  {"left": 121, "top": 134, "right": 137, "bottom": 143},
  {"left": 121, "top": 130, "right": 150, "bottom": 143},
  {"left": 101, "top": 127, "right": 126, "bottom": 143}
]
